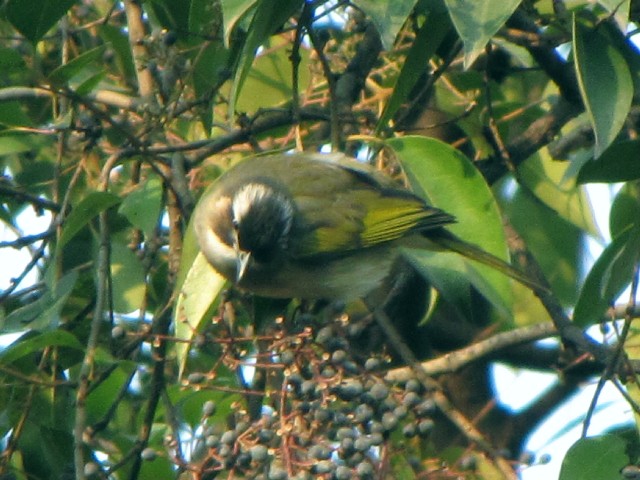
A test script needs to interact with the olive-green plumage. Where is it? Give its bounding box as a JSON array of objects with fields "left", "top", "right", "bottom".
[
  {"left": 194, "top": 153, "right": 452, "bottom": 300},
  {"left": 193, "top": 152, "right": 536, "bottom": 300}
]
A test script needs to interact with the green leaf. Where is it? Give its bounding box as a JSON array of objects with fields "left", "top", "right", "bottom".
[
  {"left": 3, "top": 270, "right": 78, "bottom": 332},
  {"left": 228, "top": 0, "right": 302, "bottom": 117},
  {"left": 146, "top": 0, "right": 191, "bottom": 34},
  {"left": 0, "top": 47, "right": 26, "bottom": 71},
  {"left": 573, "top": 17, "right": 633, "bottom": 158},
  {"left": 403, "top": 248, "right": 511, "bottom": 319},
  {"left": 85, "top": 361, "right": 137, "bottom": 424},
  {"left": 220, "top": 0, "right": 258, "bottom": 47},
  {"left": 352, "top": 0, "right": 417, "bottom": 50},
  {"left": 5, "top": 0, "right": 76, "bottom": 44},
  {"left": 58, "top": 192, "right": 121, "bottom": 248},
  {"left": 387, "top": 135, "right": 513, "bottom": 318},
  {"left": 0, "top": 133, "right": 36, "bottom": 155},
  {"left": 376, "top": 10, "right": 452, "bottom": 133},
  {"left": 174, "top": 217, "right": 226, "bottom": 377},
  {"left": 0, "top": 330, "right": 83, "bottom": 366},
  {"left": 236, "top": 37, "right": 310, "bottom": 112},
  {"left": 48, "top": 45, "right": 107, "bottom": 86},
  {"left": 502, "top": 183, "right": 582, "bottom": 308},
  {"left": 100, "top": 25, "right": 136, "bottom": 82},
  {"left": 443, "top": 0, "right": 521, "bottom": 68},
  {"left": 599, "top": 0, "right": 630, "bottom": 30},
  {"left": 573, "top": 225, "right": 640, "bottom": 327},
  {"left": 577, "top": 140, "right": 640, "bottom": 184},
  {"left": 519, "top": 150, "right": 599, "bottom": 237},
  {"left": 118, "top": 178, "right": 163, "bottom": 238},
  {"left": 110, "top": 242, "right": 146, "bottom": 314},
  {"left": 559, "top": 435, "right": 628, "bottom": 480},
  {"left": 610, "top": 182, "right": 640, "bottom": 239}
]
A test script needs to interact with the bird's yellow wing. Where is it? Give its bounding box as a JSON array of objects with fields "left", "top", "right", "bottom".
[{"left": 291, "top": 185, "right": 455, "bottom": 259}]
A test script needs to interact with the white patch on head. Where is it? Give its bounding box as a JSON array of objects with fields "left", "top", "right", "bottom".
[
  {"left": 232, "top": 183, "right": 274, "bottom": 222},
  {"left": 231, "top": 183, "right": 294, "bottom": 236}
]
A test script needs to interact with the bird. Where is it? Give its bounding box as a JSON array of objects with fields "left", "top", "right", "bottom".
[{"left": 193, "top": 151, "right": 536, "bottom": 302}]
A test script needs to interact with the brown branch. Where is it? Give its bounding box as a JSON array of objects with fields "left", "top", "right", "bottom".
[
  {"left": 477, "top": 97, "right": 583, "bottom": 184},
  {"left": 0, "top": 183, "right": 62, "bottom": 213},
  {"left": 385, "top": 323, "right": 558, "bottom": 382}
]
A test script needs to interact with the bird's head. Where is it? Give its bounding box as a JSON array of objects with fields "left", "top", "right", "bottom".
[{"left": 214, "top": 182, "right": 295, "bottom": 283}]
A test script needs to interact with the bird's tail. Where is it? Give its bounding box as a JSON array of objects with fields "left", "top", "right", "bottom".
[{"left": 429, "top": 230, "right": 548, "bottom": 293}]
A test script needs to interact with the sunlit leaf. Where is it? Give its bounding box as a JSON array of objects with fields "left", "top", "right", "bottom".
[
  {"left": 174, "top": 219, "right": 226, "bottom": 378},
  {"left": 443, "top": 0, "right": 521, "bottom": 68},
  {"left": 599, "top": 0, "right": 630, "bottom": 30},
  {"left": 220, "top": 0, "right": 258, "bottom": 47},
  {"left": 573, "top": 17, "right": 633, "bottom": 157},
  {"left": 502, "top": 183, "right": 582, "bottom": 309},
  {"left": 236, "top": 37, "right": 310, "bottom": 112},
  {"left": 228, "top": 0, "right": 302, "bottom": 117},
  {"left": 559, "top": 435, "right": 628, "bottom": 480},
  {"left": 387, "top": 135, "right": 513, "bottom": 319},
  {"left": 519, "top": 150, "right": 599, "bottom": 237}
]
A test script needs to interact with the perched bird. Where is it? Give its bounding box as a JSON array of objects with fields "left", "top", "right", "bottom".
[{"left": 193, "top": 152, "right": 534, "bottom": 302}]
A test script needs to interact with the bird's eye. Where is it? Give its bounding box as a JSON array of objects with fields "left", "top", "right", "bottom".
[{"left": 231, "top": 217, "right": 240, "bottom": 230}]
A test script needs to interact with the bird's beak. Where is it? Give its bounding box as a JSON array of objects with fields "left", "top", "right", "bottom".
[{"left": 236, "top": 250, "right": 251, "bottom": 283}]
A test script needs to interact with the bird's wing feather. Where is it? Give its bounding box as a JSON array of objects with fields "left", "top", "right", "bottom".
[{"left": 291, "top": 184, "right": 455, "bottom": 259}]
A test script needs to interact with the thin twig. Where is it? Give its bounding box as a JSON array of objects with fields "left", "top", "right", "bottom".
[{"left": 385, "top": 322, "right": 558, "bottom": 382}]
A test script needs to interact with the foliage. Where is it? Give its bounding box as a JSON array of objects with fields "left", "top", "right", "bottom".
[{"left": 0, "top": 0, "right": 639, "bottom": 479}]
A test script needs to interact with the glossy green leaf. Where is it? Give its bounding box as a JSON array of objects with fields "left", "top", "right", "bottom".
[
  {"left": 3, "top": 270, "right": 78, "bottom": 332},
  {"left": 443, "top": 0, "right": 521, "bottom": 68},
  {"left": 519, "top": 150, "right": 599, "bottom": 237},
  {"left": 110, "top": 242, "right": 146, "bottom": 314},
  {"left": 5, "top": 0, "right": 75, "bottom": 44},
  {"left": 220, "top": 0, "right": 258, "bottom": 47},
  {"left": 573, "top": 17, "right": 633, "bottom": 158},
  {"left": 610, "top": 182, "right": 640, "bottom": 239},
  {"left": 388, "top": 135, "right": 513, "bottom": 318},
  {"left": 118, "top": 177, "right": 163, "bottom": 238},
  {"left": 559, "top": 435, "right": 628, "bottom": 480},
  {"left": 48, "top": 45, "right": 107, "bottom": 86},
  {"left": 146, "top": 0, "right": 191, "bottom": 35},
  {"left": 376, "top": 10, "right": 451, "bottom": 133},
  {"left": 577, "top": 140, "right": 640, "bottom": 184},
  {"left": 599, "top": 0, "right": 630, "bottom": 30},
  {"left": 85, "top": 361, "right": 136, "bottom": 424},
  {"left": 174, "top": 218, "right": 226, "bottom": 377},
  {"left": 353, "top": 0, "right": 416, "bottom": 50},
  {"left": 573, "top": 225, "right": 640, "bottom": 327},
  {"left": 0, "top": 330, "right": 83, "bottom": 365},
  {"left": 403, "top": 248, "right": 510, "bottom": 319},
  {"left": 228, "top": 0, "right": 302, "bottom": 117},
  {"left": 58, "top": 192, "right": 121, "bottom": 248},
  {"left": 0, "top": 133, "right": 36, "bottom": 155},
  {"left": 236, "top": 37, "right": 310, "bottom": 112},
  {"left": 100, "top": 24, "right": 136, "bottom": 82},
  {"left": 503, "top": 183, "right": 582, "bottom": 308}
]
